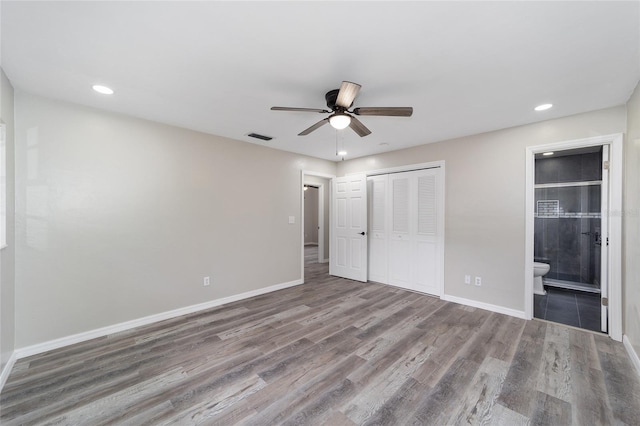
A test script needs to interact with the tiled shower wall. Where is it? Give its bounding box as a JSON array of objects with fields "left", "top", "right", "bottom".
[{"left": 534, "top": 151, "right": 602, "bottom": 285}]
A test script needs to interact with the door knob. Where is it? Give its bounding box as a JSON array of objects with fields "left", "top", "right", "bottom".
[{"left": 359, "top": 232, "right": 366, "bottom": 236}]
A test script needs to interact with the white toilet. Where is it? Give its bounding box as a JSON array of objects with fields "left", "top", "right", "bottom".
[{"left": 533, "top": 262, "right": 550, "bottom": 295}]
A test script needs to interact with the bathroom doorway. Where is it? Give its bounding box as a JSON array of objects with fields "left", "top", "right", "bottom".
[
  {"left": 533, "top": 146, "right": 605, "bottom": 332},
  {"left": 525, "top": 133, "right": 622, "bottom": 341}
]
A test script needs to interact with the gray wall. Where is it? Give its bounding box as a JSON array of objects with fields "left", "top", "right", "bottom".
[
  {"left": 304, "top": 187, "right": 319, "bottom": 244},
  {"left": 0, "top": 69, "right": 16, "bottom": 372},
  {"left": 338, "top": 106, "right": 626, "bottom": 313},
  {"left": 14, "top": 92, "right": 336, "bottom": 348},
  {"left": 624, "top": 80, "right": 640, "bottom": 357}
]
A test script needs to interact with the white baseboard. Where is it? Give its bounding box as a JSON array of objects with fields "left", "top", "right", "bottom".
[
  {"left": 623, "top": 335, "right": 640, "bottom": 376},
  {"left": 0, "top": 351, "right": 17, "bottom": 393},
  {"left": 14, "top": 278, "right": 304, "bottom": 360},
  {"left": 441, "top": 294, "right": 527, "bottom": 320}
]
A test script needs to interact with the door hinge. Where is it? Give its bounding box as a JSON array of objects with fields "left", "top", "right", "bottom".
[
  {"left": 607, "top": 237, "right": 609, "bottom": 246},
  {"left": 604, "top": 160, "right": 610, "bottom": 170},
  {"left": 602, "top": 297, "right": 609, "bottom": 307}
]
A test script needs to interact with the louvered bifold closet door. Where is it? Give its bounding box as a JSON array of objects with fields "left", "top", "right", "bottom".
[
  {"left": 415, "top": 170, "right": 440, "bottom": 295},
  {"left": 387, "top": 169, "right": 441, "bottom": 295},
  {"left": 389, "top": 173, "right": 413, "bottom": 289},
  {"left": 368, "top": 176, "right": 389, "bottom": 284}
]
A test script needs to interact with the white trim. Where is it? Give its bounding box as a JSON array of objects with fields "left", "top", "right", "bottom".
[
  {"left": 524, "top": 133, "right": 623, "bottom": 341},
  {"left": 0, "top": 351, "right": 17, "bottom": 393},
  {"left": 357, "top": 160, "right": 444, "bottom": 177},
  {"left": 441, "top": 294, "right": 527, "bottom": 320},
  {"left": 14, "top": 278, "right": 303, "bottom": 359},
  {"left": 317, "top": 184, "right": 324, "bottom": 264},
  {"left": 623, "top": 335, "right": 640, "bottom": 377},
  {"left": 534, "top": 180, "right": 602, "bottom": 189}
]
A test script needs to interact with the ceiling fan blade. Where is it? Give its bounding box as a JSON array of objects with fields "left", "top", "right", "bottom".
[
  {"left": 349, "top": 116, "right": 372, "bottom": 137},
  {"left": 271, "top": 106, "right": 330, "bottom": 113},
  {"left": 336, "top": 81, "right": 361, "bottom": 108},
  {"left": 353, "top": 107, "right": 413, "bottom": 117},
  {"left": 299, "top": 118, "right": 329, "bottom": 136}
]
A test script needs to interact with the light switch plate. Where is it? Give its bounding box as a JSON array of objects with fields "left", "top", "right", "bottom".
[{"left": 288, "top": 216, "right": 295, "bottom": 224}]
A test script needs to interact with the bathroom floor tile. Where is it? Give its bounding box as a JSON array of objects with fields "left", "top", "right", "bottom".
[
  {"left": 534, "top": 286, "right": 605, "bottom": 333},
  {"left": 578, "top": 305, "right": 602, "bottom": 332},
  {"left": 545, "top": 306, "right": 581, "bottom": 328},
  {"left": 534, "top": 294, "right": 548, "bottom": 318},
  {"left": 576, "top": 292, "right": 601, "bottom": 308},
  {"left": 546, "top": 295, "right": 577, "bottom": 312}
]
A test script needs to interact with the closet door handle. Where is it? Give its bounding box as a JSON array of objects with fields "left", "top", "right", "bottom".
[{"left": 359, "top": 232, "right": 366, "bottom": 236}]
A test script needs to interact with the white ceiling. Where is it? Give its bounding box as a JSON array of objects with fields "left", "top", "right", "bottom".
[{"left": 2, "top": 1, "right": 639, "bottom": 161}]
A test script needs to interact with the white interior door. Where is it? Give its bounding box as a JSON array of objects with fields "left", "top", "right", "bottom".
[
  {"left": 600, "top": 145, "right": 610, "bottom": 332},
  {"left": 330, "top": 174, "right": 368, "bottom": 282}
]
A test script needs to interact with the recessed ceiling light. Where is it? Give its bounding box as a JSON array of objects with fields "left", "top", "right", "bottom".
[
  {"left": 534, "top": 103, "right": 553, "bottom": 111},
  {"left": 338, "top": 150, "right": 347, "bottom": 156},
  {"left": 542, "top": 152, "right": 554, "bottom": 156},
  {"left": 92, "top": 85, "right": 114, "bottom": 95}
]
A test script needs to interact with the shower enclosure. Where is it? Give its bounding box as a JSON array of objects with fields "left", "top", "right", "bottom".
[{"left": 534, "top": 148, "right": 603, "bottom": 292}]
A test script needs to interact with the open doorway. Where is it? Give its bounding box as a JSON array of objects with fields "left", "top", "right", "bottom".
[
  {"left": 525, "top": 134, "right": 622, "bottom": 341},
  {"left": 303, "top": 184, "right": 320, "bottom": 263},
  {"left": 301, "top": 171, "right": 333, "bottom": 282},
  {"left": 532, "top": 146, "right": 606, "bottom": 332}
]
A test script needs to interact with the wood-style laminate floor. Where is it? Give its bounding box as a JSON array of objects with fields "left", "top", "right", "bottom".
[{"left": 2, "top": 248, "right": 639, "bottom": 425}]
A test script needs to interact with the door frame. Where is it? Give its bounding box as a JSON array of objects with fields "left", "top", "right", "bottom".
[
  {"left": 524, "top": 133, "right": 623, "bottom": 341},
  {"left": 301, "top": 170, "right": 335, "bottom": 282}
]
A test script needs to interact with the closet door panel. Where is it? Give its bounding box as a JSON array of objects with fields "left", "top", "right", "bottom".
[
  {"left": 416, "top": 241, "right": 438, "bottom": 294},
  {"left": 389, "top": 238, "right": 411, "bottom": 286},
  {"left": 415, "top": 171, "right": 440, "bottom": 295},
  {"left": 368, "top": 176, "right": 388, "bottom": 283},
  {"left": 389, "top": 175, "right": 412, "bottom": 288}
]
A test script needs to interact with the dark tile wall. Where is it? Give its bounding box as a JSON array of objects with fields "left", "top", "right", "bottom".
[
  {"left": 535, "top": 151, "right": 602, "bottom": 184},
  {"left": 534, "top": 151, "right": 603, "bottom": 286},
  {"left": 535, "top": 217, "right": 601, "bottom": 283}
]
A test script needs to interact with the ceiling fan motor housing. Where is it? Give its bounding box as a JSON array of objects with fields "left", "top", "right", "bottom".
[{"left": 325, "top": 89, "right": 347, "bottom": 110}]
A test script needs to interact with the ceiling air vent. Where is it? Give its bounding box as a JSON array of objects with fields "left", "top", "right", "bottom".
[{"left": 247, "top": 133, "right": 273, "bottom": 141}]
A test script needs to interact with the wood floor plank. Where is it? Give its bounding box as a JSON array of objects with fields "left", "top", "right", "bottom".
[
  {"left": 444, "top": 356, "right": 510, "bottom": 425},
  {"left": 411, "top": 356, "right": 481, "bottom": 425},
  {"left": 1, "top": 248, "right": 639, "bottom": 425},
  {"left": 497, "top": 319, "right": 548, "bottom": 417},
  {"left": 530, "top": 391, "right": 572, "bottom": 425},
  {"left": 569, "top": 331, "right": 614, "bottom": 425},
  {"left": 597, "top": 340, "right": 640, "bottom": 425},
  {"left": 359, "top": 377, "right": 432, "bottom": 425},
  {"left": 536, "top": 324, "right": 573, "bottom": 403}
]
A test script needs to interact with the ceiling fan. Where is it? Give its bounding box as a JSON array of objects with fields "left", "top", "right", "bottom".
[{"left": 271, "top": 81, "right": 413, "bottom": 137}]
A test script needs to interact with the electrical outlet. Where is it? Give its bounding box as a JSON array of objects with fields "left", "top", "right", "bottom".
[
  {"left": 464, "top": 275, "right": 471, "bottom": 285},
  {"left": 203, "top": 276, "right": 210, "bottom": 287},
  {"left": 474, "top": 276, "right": 482, "bottom": 286}
]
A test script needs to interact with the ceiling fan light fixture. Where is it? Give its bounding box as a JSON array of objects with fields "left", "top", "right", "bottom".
[{"left": 329, "top": 113, "right": 351, "bottom": 130}]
